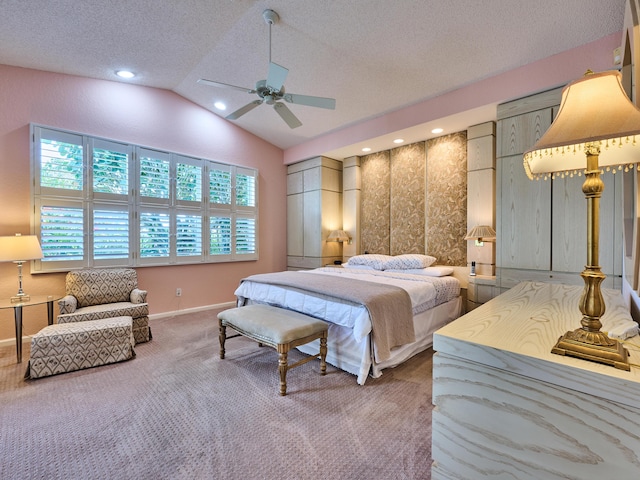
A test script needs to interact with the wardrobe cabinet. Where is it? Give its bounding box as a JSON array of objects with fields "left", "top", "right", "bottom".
[
  {"left": 287, "top": 156, "right": 343, "bottom": 270},
  {"left": 496, "top": 88, "right": 622, "bottom": 292}
]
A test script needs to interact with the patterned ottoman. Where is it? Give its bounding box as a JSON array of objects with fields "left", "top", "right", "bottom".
[{"left": 25, "top": 316, "right": 135, "bottom": 379}]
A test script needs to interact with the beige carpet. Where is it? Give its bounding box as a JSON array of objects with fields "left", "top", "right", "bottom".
[{"left": 0, "top": 309, "right": 434, "bottom": 480}]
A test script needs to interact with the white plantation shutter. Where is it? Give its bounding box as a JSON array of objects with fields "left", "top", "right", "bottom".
[
  {"left": 210, "top": 215, "right": 232, "bottom": 257},
  {"left": 176, "top": 213, "right": 203, "bottom": 257},
  {"left": 31, "top": 124, "right": 258, "bottom": 270},
  {"left": 92, "top": 140, "right": 130, "bottom": 197},
  {"left": 209, "top": 163, "right": 232, "bottom": 206},
  {"left": 139, "top": 210, "right": 170, "bottom": 261},
  {"left": 235, "top": 215, "right": 256, "bottom": 255},
  {"left": 236, "top": 169, "right": 256, "bottom": 207},
  {"left": 139, "top": 149, "right": 171, "bottom": 202},
  {"left": 36, "top": 130, "right": 84, "bottom": 195},
  {"left": 35, "top": 200, "right": 86, "bottom": 271},
  {"left": 176, "top": 156, "right": 202, "bottom": 204},
  {"left": 93, "top": 207, "right": 130, "bottom": 263}
]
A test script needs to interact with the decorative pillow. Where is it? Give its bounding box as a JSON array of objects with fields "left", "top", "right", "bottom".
[
  {"left": 346, "top": 254, "right": 393, "bottom": 270},
  {"left": 385, "top": 266, "right": 453, "bottom": 277},
  {"left": 382, "top": 254, "right": 436, "bottom": 270}
]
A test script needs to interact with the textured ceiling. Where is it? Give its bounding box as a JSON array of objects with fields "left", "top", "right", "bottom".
[{"left": 0, "top": 0, "right": 627, "bottom": 151}]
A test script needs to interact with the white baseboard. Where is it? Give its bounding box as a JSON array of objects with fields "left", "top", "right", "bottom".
[
  {"left": 0, "top": 301, "right": 237, "bottom": 348},
  {"left": 148, "top": 301, "right": 236, "bottom": 321}
]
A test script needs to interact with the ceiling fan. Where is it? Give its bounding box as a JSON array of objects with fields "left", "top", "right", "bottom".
[{"left": 197, "top": 9, "right": 336, "bottom": 129}]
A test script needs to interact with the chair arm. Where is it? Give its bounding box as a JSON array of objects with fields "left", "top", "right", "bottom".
[
  {"left": 130, "top": 288, "right": 147, "bottom": 304},
  {"left": 58, "top": 295, "right": 78, "bottom": 314}
]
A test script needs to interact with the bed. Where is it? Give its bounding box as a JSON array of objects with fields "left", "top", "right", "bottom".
[{"left": 233, "top": 254, "right": 462, "bottom": 385}]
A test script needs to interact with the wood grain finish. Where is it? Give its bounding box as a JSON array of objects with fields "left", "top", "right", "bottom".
[
  {"left": 498, "top": 154, "right": 551, "bottom": 270},
  {"left": 432, "top": 281, "right": 640, "bottom": 479}
]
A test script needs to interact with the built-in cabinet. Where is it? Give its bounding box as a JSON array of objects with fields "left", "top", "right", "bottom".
[
  {"left": 432, "top": 281, "right": 640, "bottom": 479},
  {"left": 287, "top": 156, "right": 343, "bottom": 270},
  {"left": 496, "top": 88, "right": 623, "bottom": 293}
]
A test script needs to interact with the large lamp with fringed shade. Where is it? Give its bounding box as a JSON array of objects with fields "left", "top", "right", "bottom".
[{"left": 524, "top": 69, "right": 640, "bottom": 371}]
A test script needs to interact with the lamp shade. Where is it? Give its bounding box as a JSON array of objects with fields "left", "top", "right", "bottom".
[
  {"left": 464, "top": 225, "right": 496, "bottom": 242},
  {"left": 524, "top": 70, "right": 640, "bottom": 180},
  {"left": 327, "top": 230, "right": 350, "bottom": 242},
  {"left": 0, "top": 235, "right": 43, "bottom": 262}
]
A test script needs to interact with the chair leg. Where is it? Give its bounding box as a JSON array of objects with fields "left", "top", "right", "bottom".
[
  {"left": 278, "top": 350, "right": 288, "bottom": 396},
  {"left": 319, "top": 335, "right": 327, "bottom": 375},
  {"left": 219, "top": 320, "right": 226, "bottom": 359}
]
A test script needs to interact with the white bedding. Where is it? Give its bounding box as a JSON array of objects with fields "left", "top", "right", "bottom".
[{"left": 234, "top": 267, "right": 461, "bottom": 384}]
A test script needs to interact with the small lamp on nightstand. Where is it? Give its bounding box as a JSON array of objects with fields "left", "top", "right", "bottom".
[
  {"left": 327, "top": 230, "right": 351, "bottom": 244},
  {"left": 0, "top": 234, "right": 43, "bottom": 302},
  {"left": 464, "top": 225, "right": 496, "bottom": 247}
]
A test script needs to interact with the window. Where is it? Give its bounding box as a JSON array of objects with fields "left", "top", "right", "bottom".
[{"left": 31, "top": 125, "right": 258, "bottom": 272}]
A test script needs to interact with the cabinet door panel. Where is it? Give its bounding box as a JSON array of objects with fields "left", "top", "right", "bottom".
[
  {"left": 552, "top": 173, "right": 621, "bottom": 275},
  {"left": 498, "top": 108, "right": 553, "bottom": 157},
  {"left": 498, "top": 154, "right": 551, "bottom": 270},
  {"left": 287, "top": 193, "right": 303, "bottom": 257}
]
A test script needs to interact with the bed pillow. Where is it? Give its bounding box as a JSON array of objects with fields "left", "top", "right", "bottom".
[
  {"left": 382, "top": 254, "right": 436, "bottom": 270},
  {"left": 343, "top": 263, "right": 375, "bottom": 270},
  {"left": 346, "top": 254, "right": 393, "bottom": 270},
  {"left": 385, "top": 266, "right": 453, "bottom": 277}
]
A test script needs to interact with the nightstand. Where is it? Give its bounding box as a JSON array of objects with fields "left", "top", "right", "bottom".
[{"left": 466, "top": 275, "right": 497, "bottom": 312}]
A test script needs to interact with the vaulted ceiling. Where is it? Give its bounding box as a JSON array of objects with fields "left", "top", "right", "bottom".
[{"left": 0, "top": 0, "right": 626, "bottom": 152}]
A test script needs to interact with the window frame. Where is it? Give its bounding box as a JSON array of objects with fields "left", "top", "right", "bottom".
[{"left": 31, "top": 124, "right": 258, "bottom": 272}]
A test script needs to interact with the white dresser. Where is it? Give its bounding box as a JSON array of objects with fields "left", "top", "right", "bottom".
[{"left": 432, "top": 281, "right": 640, "bottom": 479}]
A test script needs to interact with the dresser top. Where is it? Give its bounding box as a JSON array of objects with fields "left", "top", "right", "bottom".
[{"left": 434, "top": 281, "right": 640, "bottom": 408}]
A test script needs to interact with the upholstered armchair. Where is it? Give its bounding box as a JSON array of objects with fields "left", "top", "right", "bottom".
[{"left": 57, "top": 268, "right": 151, "bottom": 344}]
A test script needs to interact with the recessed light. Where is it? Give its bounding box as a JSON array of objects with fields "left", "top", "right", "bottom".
[
  {"left": 116, "top": 70, "right": 135, "bottom": 79},
  {"left": 431, "top": 128, "right": 443, "bottom": 134},
  {"left": 393, "top": 138, "right": 404, "bottom": 144},
  {"left": 214, "top": 101, "right": 227, "bottom": 111},
  {"left": 362, "top": 147, "right": 371, "bottom": 152}
]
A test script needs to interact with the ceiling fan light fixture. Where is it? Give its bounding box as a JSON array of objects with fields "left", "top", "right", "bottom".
[{"left": 197, "top": 9, "right": 336, "bottom": 129}]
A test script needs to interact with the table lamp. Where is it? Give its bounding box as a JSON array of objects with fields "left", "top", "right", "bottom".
[
  {"left": 524, "top": 70, "right": 640, "bottom": 371},
  {"left": 327, "top": 230, "right": 351, "bottom": 244},
  {"left": 0, "top": 234, "right": 43, "bottom": 302}
]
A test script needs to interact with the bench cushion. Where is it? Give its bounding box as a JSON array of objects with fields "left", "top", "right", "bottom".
[{"left": 218, "top": 305, "right": 327, "bottom": 345}]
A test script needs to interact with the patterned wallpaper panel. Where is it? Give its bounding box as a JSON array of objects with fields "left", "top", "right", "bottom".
[
  {"left": 426, "top": 132, "right": 468, "bottom": 266},
  {"left": 359, "top": 133, "right": 467, "bottom": 265},
  {"left": 390, "top": 142, "right": 425, "bottom": 255},
  {"left": 361, "top": 151, "right": 390, "bottom": 254}
]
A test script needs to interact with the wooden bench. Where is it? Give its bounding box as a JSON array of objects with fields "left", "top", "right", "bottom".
[{"left": 217, "top": 304, "right": 328, "bottom": 396}]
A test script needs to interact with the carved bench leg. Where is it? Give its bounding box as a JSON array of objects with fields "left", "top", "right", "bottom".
[
  {"left": 278, "top": 350, "right": 288, "bottom": 396},
  {"left": 219, "top": 320, "right": 226, "bottom": 359},
  {"left": 319, "top": 335, "right": 327, "bottom": 375}
]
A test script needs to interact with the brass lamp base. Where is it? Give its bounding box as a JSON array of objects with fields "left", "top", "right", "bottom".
[{"left": 551, "top": 329, "right": 630, "bottom": 371}]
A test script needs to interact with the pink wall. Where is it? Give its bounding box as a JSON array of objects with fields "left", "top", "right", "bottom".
[
  {"left": 0, "top": 65, "right": 287, "bottom": 340},
  {"left": 284, "top": 32, "right": 622, "bottom": 164}
]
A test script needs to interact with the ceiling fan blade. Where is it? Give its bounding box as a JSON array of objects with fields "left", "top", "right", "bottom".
[
  {"left": 283, "top": 93, "right": 336, "bottom": 110},
  {"left": 197, "top": 78, "right": 256, "bottom": 94},
  {"left": 266, "top": 62, "right": 288, "bottom": 92},
  {"left": 273, "top": 102, "right": 302, "bottom": 129},
  {"left": 226, "top": 100, "right": 263, "bottom": 120}
]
